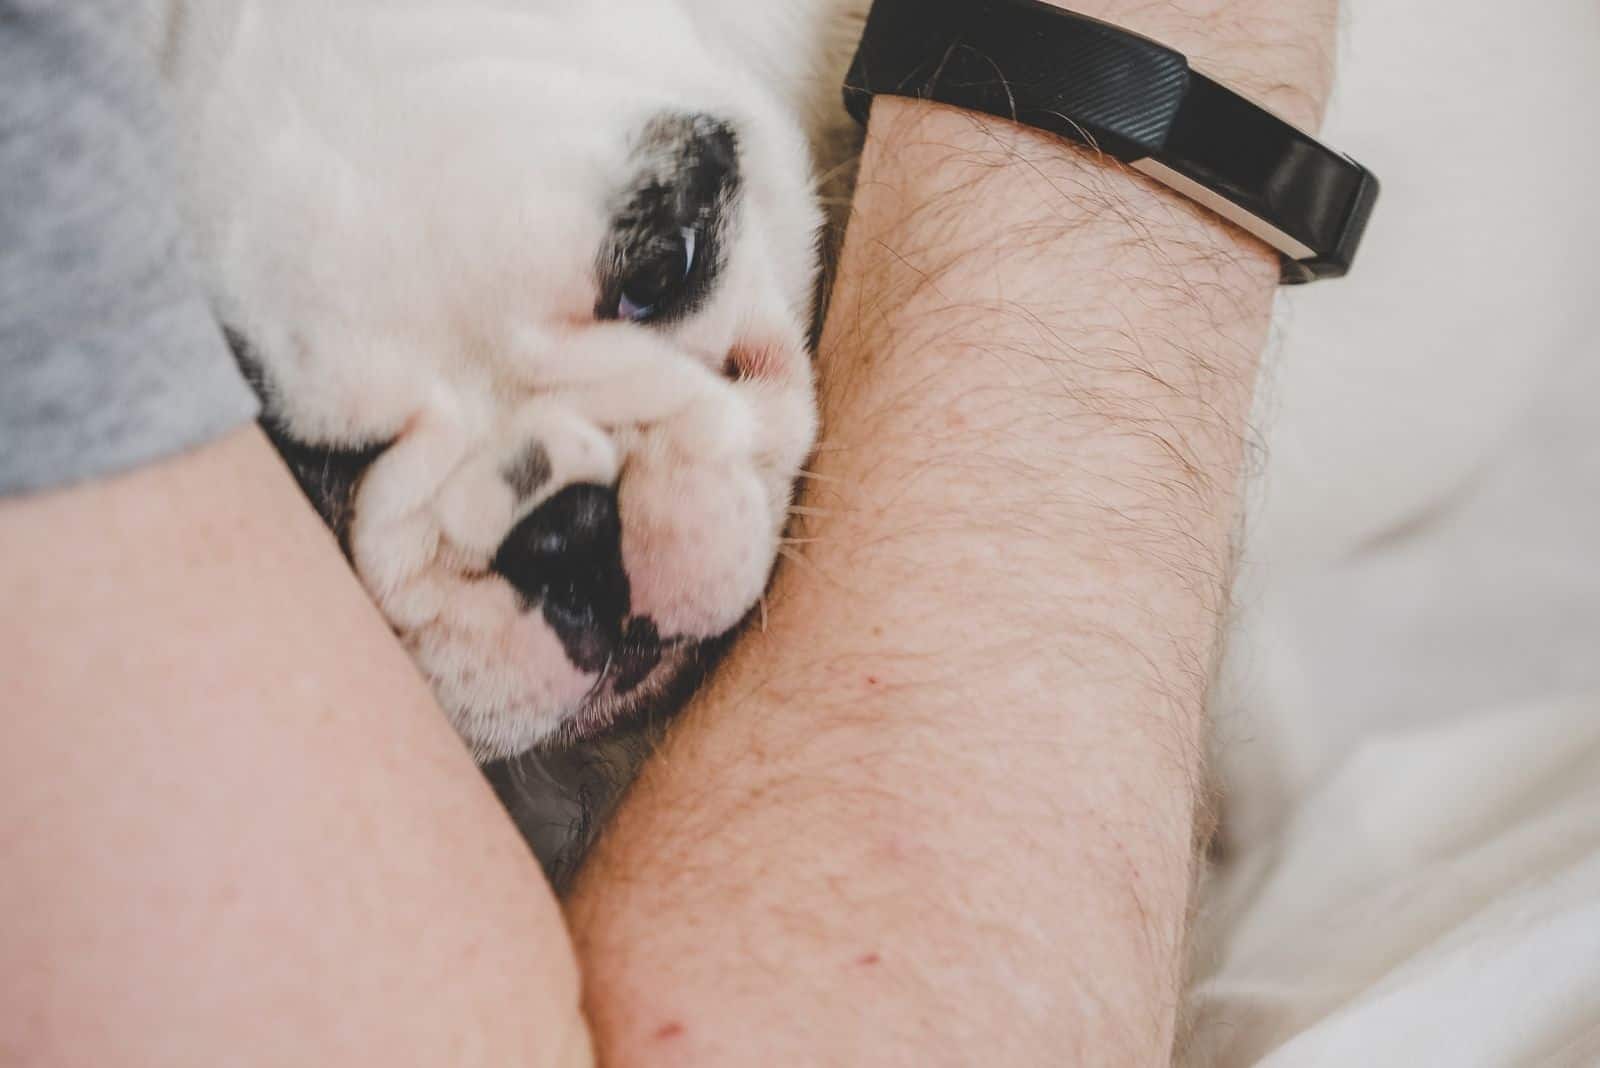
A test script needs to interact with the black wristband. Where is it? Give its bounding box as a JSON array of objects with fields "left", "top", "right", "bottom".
[{"left": 843, "top": 0, "right": 1379, "bottom": 283}]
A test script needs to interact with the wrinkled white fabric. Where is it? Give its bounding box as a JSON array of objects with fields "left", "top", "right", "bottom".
[
  {"left": 1191, "top": 699, "right": 1600, "bottom": 1067},
  {"left": 1194, "top": 0, "right": 1600, "bottom": 1063}
]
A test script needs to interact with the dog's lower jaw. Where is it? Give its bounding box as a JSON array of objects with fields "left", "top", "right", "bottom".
[{"left": 461, "top": 631, "right": 729, "bottom": 762}]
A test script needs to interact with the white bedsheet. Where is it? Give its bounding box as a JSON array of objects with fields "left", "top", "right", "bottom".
[
  {"left": 1189, "top": 1, "right": 1600, "bottom": 1063},
  {"left": 1191, "top": 698, "right": 1600, "bottom": 1067}
]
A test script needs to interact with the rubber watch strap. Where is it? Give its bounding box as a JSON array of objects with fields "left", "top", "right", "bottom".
[{"left": 843, "top": 0, "right": 1379, "bottom": 283}]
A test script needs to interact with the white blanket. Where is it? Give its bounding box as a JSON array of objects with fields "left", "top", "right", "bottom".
[
  {"left": 1191, "top": 699, "right": 1600, "bottom": 1067},
  {"left": 1190, "top": 1, "right": 1600, "bottom": 1063}
]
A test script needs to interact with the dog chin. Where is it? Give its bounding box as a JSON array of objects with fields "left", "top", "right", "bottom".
[
  {"left": 462, "top": 634, "right": 725, "bottom": 760},
  {"left": 567, "top": 638, "right": 721, "bottom": 740}
]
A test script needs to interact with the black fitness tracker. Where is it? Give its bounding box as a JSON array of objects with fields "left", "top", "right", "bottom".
[{"left": 843, "top": 0, "right": 1379, "bottom": 283}]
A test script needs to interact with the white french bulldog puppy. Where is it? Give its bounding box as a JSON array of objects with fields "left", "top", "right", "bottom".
[{"left": 155, "top": 0, "right": 864, "bottom": 761}]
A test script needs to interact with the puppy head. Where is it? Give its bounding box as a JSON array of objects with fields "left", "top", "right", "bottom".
[{"left": 203, "top": 4, "right": 820, "bottom": 757}]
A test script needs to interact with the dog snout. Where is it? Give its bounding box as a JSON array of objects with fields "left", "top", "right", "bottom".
[{"left": 493, "top": 483, "right": 631, "bottom": 672}]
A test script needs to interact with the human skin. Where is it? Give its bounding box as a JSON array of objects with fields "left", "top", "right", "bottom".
[
  {"left": 566, "top": 2, "right": 1336, "bottom": 1064},
  {"left": 0, "top": 429, "right": 591, "bottom": 1066},
  {"left": 0, "top": 2, "right": 1332, "bottom": 1062}
]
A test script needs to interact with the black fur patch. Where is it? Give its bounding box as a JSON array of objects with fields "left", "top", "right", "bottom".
[
  {"left": 501, "top": 440, "right": 553, "bottom": 501},
  {"left": 595, "top": 112, "right": 741, "bottom": 325},
  {"left": 225, "top": 327, "right": 389, "bottom": 552}
]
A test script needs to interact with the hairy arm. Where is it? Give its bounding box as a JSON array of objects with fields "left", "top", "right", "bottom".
[{"left": 568, "top": 3, "right": 1335, "bottom": 1064}]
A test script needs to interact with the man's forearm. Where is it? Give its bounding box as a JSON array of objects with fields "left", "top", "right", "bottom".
[{"left": 569, "top": 4, "right": 1334, "bottom": 1062}]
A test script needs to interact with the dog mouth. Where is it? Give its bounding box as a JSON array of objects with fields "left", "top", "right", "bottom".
[
  {"left": 228, "top": 331, "right": 745, "bottom": 750},
  {"left": 564, "top": 631, "right": 724, "bottom": 740},
  {"left": 581, "top": 616, "right": 666, "bottom": 697},
  {"left": 243, "top": 404, "right": 710, "bottom": 742}
]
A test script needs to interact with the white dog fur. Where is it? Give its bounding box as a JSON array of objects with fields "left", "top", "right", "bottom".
[{"left": 153, "top": 0, "right": 865, "bottom": 759}]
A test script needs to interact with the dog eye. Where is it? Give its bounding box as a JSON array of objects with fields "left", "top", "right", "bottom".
[{"left": 617, "top": 228, "right": 697, "bottom": 323}]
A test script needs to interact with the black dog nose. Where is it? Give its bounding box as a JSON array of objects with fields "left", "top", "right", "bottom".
[{"left": 492, "top": 483, "right": 631, "bottom": 673}]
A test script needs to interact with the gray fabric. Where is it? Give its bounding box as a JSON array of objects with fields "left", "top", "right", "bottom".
[{"left": 1, "top": 1, "right": 258, "bottom": 495}]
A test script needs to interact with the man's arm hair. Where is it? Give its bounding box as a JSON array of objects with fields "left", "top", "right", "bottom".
[{"left": 567, "top": 3, "right": 1336, "bottom": 1063}]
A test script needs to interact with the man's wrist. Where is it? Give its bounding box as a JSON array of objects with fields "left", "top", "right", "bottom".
[
  {"left": 857, "top": 91, "right": 1287, "bottom": 270},
  {"left": 1036, "top": 1, "right": 1336, "bottom": 133},
  {"left": 829, "top": 93, "right": 1275, "bottom": 499},
  {"left": 844, "top": 0, "right": 1362, "bottom": 280}
]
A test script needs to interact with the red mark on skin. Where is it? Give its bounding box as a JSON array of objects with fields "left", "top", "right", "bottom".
[
  {"left": 865, "top": 676, "right": 879, "bottom": 686},
  {"left": 655, "top": 1022, "right": 685, "bottom": 1041},
  {"left": 857, "top": 953, "right": 881, "bottom": 966},
  {"left": 872, "top": 836, "right": 913, "bottom": 865}
]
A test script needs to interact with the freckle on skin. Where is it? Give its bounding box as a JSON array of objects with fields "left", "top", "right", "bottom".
[
  {"left": 655, "top": 1022, "right": 685, "bottom": 1040},
  {"left": 866, "top": 676, "right": 878, "bottom": 686}
]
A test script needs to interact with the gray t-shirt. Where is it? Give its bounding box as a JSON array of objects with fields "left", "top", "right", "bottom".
[{"left": 1, "top": 2, "right": 258, "bottom": 495}]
